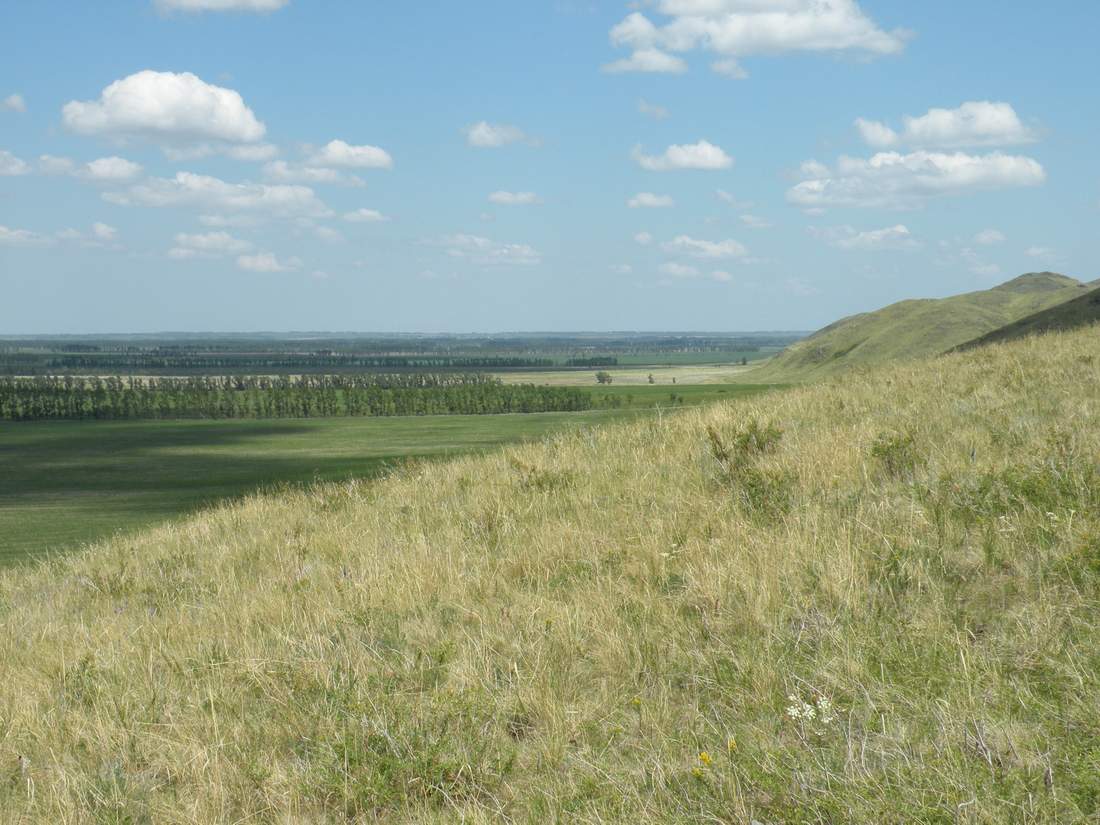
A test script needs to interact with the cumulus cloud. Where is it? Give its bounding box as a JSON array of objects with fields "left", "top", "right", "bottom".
[
  {"left": 463, "top": 122, "right": 532, "bottom": 149},
  {"left": 634, "top": 231, "right": 654, "bottom": 245},
  {"left": 604, "top": 48, "right": 688, "bottom": 74},
  {"left": 81, "top": 156, "right": 143, "bottom": 182},
  {"left": 605, "top": 2, "right": 908, "bottom": 76},
  {"left": 813, "top": 224, "right": 919, "bottom": 250},
  {"left": 169, "top": 230, "right": 252, "bottom": 259},
  {"left": 0, "top": 225, "right": 50, "bottom": 246},
  {"left": 62, "top": 71, "right": 266, "bottom": 152},
  {"left": 155, "top": 0, "right": 289, "bottom": 11},
  {"left": 662, "top": 234, "right": 747, "bottom": 259},
  {"left": 105, "top": 171, "right": 331, "bottom": 218},
  {"left": 35, "top": 154, "right": 143, "bottom": 181},
  {"left": 660, "top": 262, "right": 732, "bottom": 283},
  {"left": 92, "top": 222, "right": 118, "bottom": 241},
  {"left": 788, "top": 151, "right": 1046, "bottom": 209},
  {"left": 633, "top": 140, "right": 732, "bottom": 171},
  {"left": 237, "top": 252, "right": 301, "bottom": 272},
  {"left": 489, "top": 191, "right": 541, "bottom": 206},
  {"left": 262, "top": 160, "right": 364, "bottom": 186},
  {"left": 974, "top": 228, "right": 1006, "bottom": 245},
  {"left": 343, "top": 208, "right": 390, "bottom": 223},
  {"left": 628, "top": 192, "right": 674, "bottom": 208},
  {"left": 436, "top": 234, "right": 541, "bottom": 266},
  {"left": 660, "top": 262, "right": 699, "bottom": 278},
  {"left": 0, "top": 150, "right": 30, "bottom": 176},
  {"left": 2, "top": 94, "right": 26, "bottom": 113},
  {"left": 856, "top": 101, "right": 1037, "bottom": 149},
  {"left": 308, "top": 139, "right": 393, "bottom": 169},
  {"left": 638, "top": 99, "right": 669, "bottom": 120},
  {"left": 739, "top": 214, "right": 772, "bottom": 229}
]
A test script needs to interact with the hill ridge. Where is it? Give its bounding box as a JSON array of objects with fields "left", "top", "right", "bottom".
[{"left": 753, "top": 271, "right": 1089, "bottom": 380}]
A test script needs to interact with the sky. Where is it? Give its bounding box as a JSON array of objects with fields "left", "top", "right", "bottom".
[{"left": 1, "top": 1, "right": 1098, "bottom": 334}]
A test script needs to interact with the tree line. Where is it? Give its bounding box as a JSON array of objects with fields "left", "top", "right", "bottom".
[{"left": 0, "top": 375, "right": 593, "bottom": 421}]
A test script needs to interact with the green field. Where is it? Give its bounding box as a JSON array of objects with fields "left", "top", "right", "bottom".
[{"left": 0, "top": 383, "right": 778, "bottom": 563}]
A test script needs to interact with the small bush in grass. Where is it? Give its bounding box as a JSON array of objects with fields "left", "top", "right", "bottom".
[
  {"left": 705, "top": 419, "right": 792, "bottom": 517},
  {"left": 869, "top": 431, "right": 921, "bottom": 478}
]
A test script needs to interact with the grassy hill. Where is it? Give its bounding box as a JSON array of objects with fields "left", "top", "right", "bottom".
[
  {"left": 954, "top": 282, "right": 1100, "bottom": 351},
  {"left": 752, "top": 272, "right": 1092, "bottom": 381},
  {"left": 1, "top": 328, "right": 1099, "bottom": 822}
]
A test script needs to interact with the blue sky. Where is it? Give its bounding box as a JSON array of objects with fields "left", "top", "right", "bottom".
[{"left": 1, "top": 0, "right": 1097, "bottom": 334}]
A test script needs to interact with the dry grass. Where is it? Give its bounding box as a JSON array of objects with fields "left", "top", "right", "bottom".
[{"left": 1, "top": 328, "right": 1098, "bottom": 823}]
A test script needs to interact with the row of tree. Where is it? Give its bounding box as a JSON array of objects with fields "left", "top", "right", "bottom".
[{"left": 0, "top": 376, "right": 593, "bottom": 421}]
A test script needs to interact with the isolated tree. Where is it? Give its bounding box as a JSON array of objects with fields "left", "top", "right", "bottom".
[{"left": 595, "top": 371, "right": 613, "bottom": 385}]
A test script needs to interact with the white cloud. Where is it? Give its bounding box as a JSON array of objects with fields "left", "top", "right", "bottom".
[
  {"left": 343, "top": 208, "right": 390, "bottom": 223},
  {"left": 961, "top": 247, "right": 1001, "bottom": 277},
  {"left": 716, "top": 189, "right": 750, "bottom": 208},
  {"left": 169, "top": 230, "right": 252, "bottom": 259},
  {"left": 710, "top": 269, "right": 733, "bottom": 282},
  {"left": 628, "top": 192, "right": 674, "bottom": 208},
  {"left": 638, "top": 99, "right": 669, "bottom": 120},
  {"left": 39, "top": 155, "right": 76, "bottom": 175},
  {"left": 634, "top": 231, "right": 654, "bottom": 245},
  {"left": 199, "top": 213, "right": 260, "bottom": 228},
  {"left": 711, "top": 58, "right": 748, "bottom": 79},
  {"left": 2, "top": 94, "right": 26, "bottom": 113},
  {"left": 661, "top": 261, "right": 699, "bottom": 278},
  {"left": 164, "top": 142, "right": 279, "bottom": 161},
  {"left": 313, "top": 225, "right": 344, "bottom": 243},
  {"left": 155, "top": 0, "right": 289, "bottom": 11},
  {"left": 63, "top": 71, "right": 266, "bottom": 151},
  {"left": 81, "top": 156, "right": 143, "bottom": 182},
  {"left": 1025, "top": 246, "right": 1057, "bottom": 261},
  {"left": 489, "top": 191, "right": 541, "bottom": 206},
  {"left": 855, "top": 117, "right": 899, "bottom": 148},
  {"left": 788, "top": 151, "right": 1046, "bottom": 209},
  {"left": 0, "top": 150, "right": 29, "bottom": 176},
  {"left": 308, "top": 139, "right": 393, "bottom": 169},
  {"left": 663, "top": 234, "right": 746, "bottom": 259},
  {"left": 633, "top": 140, "right": 732, "bottom": 171},
  {"left": 105, "top": 172, "right": 331, "bottom": 217},
  {"left": 35, "top": 154, "right": 143, "bottom": 182},
  {"left": 0, "top": 225, "right": 50, "bottom": 246},
  {"left": 813, "top": 224, "right": 919, "bottom": 250},
  {"left": 739, "top": 214, "right": 771, "bottom": 229},
  {"left": 856, "top": 102, "right": 1037, "bottom": 149},
  {"left": 92, "top": 222, "right": 118, "bottom": 241},
  {"left": 610, "top": 263, "right": 634, "bottom": 274},
  {"left": 237, "top": 252, "right": 301, "bottom": 272},
  {"left": 606, "top": 2, "right": 908, "bottom": 76},
  {"left": 604, "top": 48, "right": 688, "bottom": 74},
  {"left": 974, "top": 228, "right": 1006, "bottom": 245},
  {"left": 436, "top": 234, "right": 541, "bottom": 266},
  {"left": 262, "top": 160, "right": 363, "bottom": 185},
  {"left": 463, "top": 122, "right": 531, "bottom": 149}
]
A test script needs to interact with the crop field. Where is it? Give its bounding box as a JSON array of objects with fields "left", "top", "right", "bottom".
[{"left": 0, "top": 383, "right": 779, "bottom": 563}]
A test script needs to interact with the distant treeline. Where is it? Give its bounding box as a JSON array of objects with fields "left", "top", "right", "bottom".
[
  {"left": 0, "top": 333, "right": 804, "bottom": 376},
  {"left": 0, "top": 353, "right": 559, "bottom": 375},
  {"left": 0, "top": 375, "right": 593, "bottom": 421}
]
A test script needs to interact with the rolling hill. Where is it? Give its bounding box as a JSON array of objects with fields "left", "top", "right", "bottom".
[
  {"left": 752, "top": 272, "right": 1093, "bottom": 380},
  {"left": 954, "top": 282, "right": 1100, "bottom": 351},
  {"left": 1, "top": 326, "right": 1098, "bottom": 822}
]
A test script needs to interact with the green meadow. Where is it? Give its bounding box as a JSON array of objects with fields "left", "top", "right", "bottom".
[{"left": 0, "top": 383, "right": 776, "bottom": 563}]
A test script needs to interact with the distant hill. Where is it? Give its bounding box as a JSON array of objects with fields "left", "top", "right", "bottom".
[
  {"left": 954, "top": 282, "right": 1100, "bottom": 351},
  {"left": 753, "top": 272, "right": 1092, "bottom": 380}
]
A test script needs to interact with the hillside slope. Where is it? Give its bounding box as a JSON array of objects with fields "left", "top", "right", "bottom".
[
  {"left": 2, "top": 329, "right": 1099, "bottom": 822},
  {"left": 954, "top": 283, "right": 1100, "bottom": 351},
  {"left": 752, "top": 272, "right": 1091, "bottom": 381}
]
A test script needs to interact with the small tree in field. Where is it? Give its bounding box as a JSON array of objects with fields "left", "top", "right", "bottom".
[{"left": 595, "top": 371, "right": 613, "bottom": 385}]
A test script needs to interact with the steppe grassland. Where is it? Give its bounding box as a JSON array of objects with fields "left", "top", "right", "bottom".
[{"left": 0, "top": 327, "right": 1097, "bottom": 822}]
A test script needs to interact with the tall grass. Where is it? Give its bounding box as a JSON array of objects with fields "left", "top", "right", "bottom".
[{"left": 1, "top": 328, "right": 1098, "bottom": 823}]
